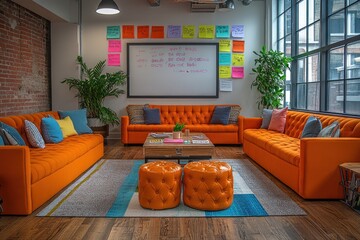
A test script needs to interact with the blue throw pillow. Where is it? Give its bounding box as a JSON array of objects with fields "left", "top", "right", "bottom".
[
  {"left": 58, "top": 109, "right": 93, "bottom": 134},
  {"left": 24, "top": 120, "right": 45, "bottom": 148},
  {"left": 143, "top": 108, "right": 161, "bottom": 124},
  {"left": 0, "top": 134, "right": 4, "bottom": 146},
  {"left": 41, "top": 117, "right": 64, "bottom": 143},
  {"left": 260, "top": 109, "right": 273, "bottom": 129},
  {"left": 0, "top": 122, "right": 26, "bottom": 146},
  {"left": 301, "top": 116, "right": 322, "bottom": 138},
  {"left": 210, "top": 106, "right": 231, "bottom": 125},
  {"left": 318, "top": 121, "right": 340, "bottom": 137}
]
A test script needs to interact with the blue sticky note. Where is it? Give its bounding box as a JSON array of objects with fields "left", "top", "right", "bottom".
[
  {"left": 216, "top": 25, "right": 230, "bottom": 38},
  {"left": 107, "top": 26, "right": 120, "bottom": 39},
  {"left": 219, "top": 53, "right": 231, "bottom": 65},
  {"left": 167, "top": 25, "right": 181, "bottom": 38}
]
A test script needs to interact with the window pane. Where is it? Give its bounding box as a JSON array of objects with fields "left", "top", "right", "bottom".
[
  {"left": 297, "top": 0, "right": 307, "bottom": 30},
  {"left": 328, "top": 81, "right": 344, "bottom": 113},
  {"left": 285, "top": 83, "right": 291, "bottom": 107},
  {"left": 278, "top": 38, "right": 284, "bottom": 52},
  {"left": 308, "top": 83, "right": 320, "bottom": 110},
  {"left": 285, "top": 35, "right": 291, "bottom": 56},
  {"left": 329, "top": 47, "right": 345, "bottom": 80},
  {"left": 328, "top": 10, "right": 345, "bottom": 44},
  {"left": 308, "top": 22, "right": 320, "bottom": 51},
  {"left": 297, "top": 28, "right": 307, "bottom": 54},
  {"left": 348, "top": 0, "right": 358, "bottom": 6},
  {"left": 285, "top": 10, "right": 292, "bottom": 36},
  {"left": 346, "top": 79, "right": 360, "bottom": 114},
  {"left": 285, "top": 0, "right": 291, "bottom": 10},
  {"left": 328, "top": 0, "right": 345, "bottom": 15},
  {"left": 278, "top": 0, "right": 284, "bottom": 15},
  {"left": 309, "top": 0, "right": 321, "bottom": 24},
  {"left": 347, "top": 2, "right": 360, "bottom": 37},
  {"left": 279, "top": 13, "right": 285, "bottom": 39},
  {"left": 297, "top": 84, "right": 307, "bottom": 109},
  {"left": 308, "top": 54, "right": 320, "bottom": 82},
  {"left": 347, "top": 41, "right": 360, "bottom": 79},
  {"left": 298, "top": 58, "right": 306, "bottom": 83}
]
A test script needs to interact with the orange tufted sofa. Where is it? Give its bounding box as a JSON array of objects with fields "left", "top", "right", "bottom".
[
  {"left": 0, "top": 111, "right": 104, "bottom": 215},
  {"left": 241, "top": 110, "right": 360, "bottom": 199},
  {"left": 121, "top": 105, "right": 242, "bottom": 145}
]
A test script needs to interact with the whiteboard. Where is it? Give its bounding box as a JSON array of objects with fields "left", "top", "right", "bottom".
[{"left": 127, "top": 43, "right": 219, "bottom": 98}]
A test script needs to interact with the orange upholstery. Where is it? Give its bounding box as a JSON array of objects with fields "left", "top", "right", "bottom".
[
  {"left": 121, "top": 105, "right": 242, "bottom": 144},
  {"left": 138, "top": 161, "right": 182, "bottom": 210},
  {"left": 183, "top": 160, "right": 233, "bottom": 210},
  {"left": 242, "top": 110, "right": 360, "bottom": 199},
  {"left": 0, "top": 112, "right": 104, "bottom": 215}
]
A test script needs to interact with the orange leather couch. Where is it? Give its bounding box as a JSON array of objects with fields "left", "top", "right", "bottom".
[
  {"left": 0, "top": 111, "right": 104, "bottom": 215},
  {"left": 121, "top": 105, "right": 242, "bottom": 145},
  {"left": 241, "top": 110, "right": 360, "bottom": 199}
]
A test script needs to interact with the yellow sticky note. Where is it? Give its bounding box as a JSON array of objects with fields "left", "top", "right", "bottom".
[
  {"left": 219, "top": 66, "right": 231, "bottom": 78},
  {"left": 182, "top": 25, "right": 195, "bottom": 39},
  {"left": 232, "top": 53, "right": 244, "bottom": 66},
  {"left": 198, "top": 25, "right": 214, "bottom": 39},
  {"left": 219, "top": 39, "right": 231, "bottom": 52}
]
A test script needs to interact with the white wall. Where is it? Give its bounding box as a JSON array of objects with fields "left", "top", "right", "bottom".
[{"left": 53, "top": 0, "right": 265, "bottom": 138}]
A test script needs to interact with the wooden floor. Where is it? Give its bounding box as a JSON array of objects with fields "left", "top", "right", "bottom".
[{"left": 1, "top": 140, "right": 360, "bottom": 240}]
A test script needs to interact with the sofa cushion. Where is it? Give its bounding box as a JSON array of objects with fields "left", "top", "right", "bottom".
[
  {"left": 58, "top": 109, "right": 93, "bottom": 134},
  {"left": 268, "top": 107, "right": 288, "bottom": 133},
  {"left": 30, "top": 134, "right": 103, "bottom": 184},
  {"left": 318, "top": 121, "right": 340, "bottom": 137},
  {"left": 24, "top": 120, "right": 45, "bottom": 148},
  {"left": 56, "top": 116, "right": 78, "bottom": 138},
  {"left": 301, "top": 116, "right": 322, "bottom": 138},
  {"left": 210, "top": 106, "right": 231, "bottom": 125},
  {"left": 0, "top": 133, "right": 4, "bottom": 145},
  {"left": 127, "top": 104, "right": 149, "bottom": 124},
  {"left": 260, "top": 109, "right": 273, "bottom": 129},
  {"left": 41, "top": 117, "right": 64, "bottom": 143},
  {"left": 244, "top": 129, "right": 300, "bottom": 166},
  {"left": 0, "top": 122, "right": 26, "bottom": 146},
  {"left": 228, "top": 105, "right": 241, "bottom": 124},
  {"left": 144, "top": 108, "right": 161, "bottom": 124}
]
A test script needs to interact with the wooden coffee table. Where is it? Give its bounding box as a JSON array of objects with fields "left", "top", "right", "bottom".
[{"left": 143, "top": 133, "right": 215, "bottom": 163}]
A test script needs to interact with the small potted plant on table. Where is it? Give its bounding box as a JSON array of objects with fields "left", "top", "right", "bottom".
[{"left": 173, "top": 122, "right": 185, "bottom": 139}]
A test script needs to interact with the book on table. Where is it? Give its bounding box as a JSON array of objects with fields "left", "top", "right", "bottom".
[{"left": 163, "top": 138, "right": 184, "bottom": 143}]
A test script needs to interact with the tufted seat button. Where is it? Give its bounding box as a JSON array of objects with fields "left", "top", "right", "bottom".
[
  {"left": 138, "top": 161, "right": 182, "bottom": 210},
  {"left": 183, "top": 160, "right": 233, "bottom": 211}
]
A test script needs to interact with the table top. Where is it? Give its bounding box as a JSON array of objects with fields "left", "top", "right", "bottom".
[
  {"left": 340, "top": 163, "right": 360, "bottom": 175},
  {"left": 143, "top": 132, "right": 214, "bottom": 148}
]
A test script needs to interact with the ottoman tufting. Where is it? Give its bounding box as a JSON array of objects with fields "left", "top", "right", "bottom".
[
  {"left": 183, "top": 160, "right": 233, "bottom": 210},
  {"left": 138, "top": 161, "right": 182, "bottom": 210}
]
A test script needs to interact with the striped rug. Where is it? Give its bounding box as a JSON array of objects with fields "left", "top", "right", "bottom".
[{"left": 37, "top": 159, "right": 305, "bottom": 217}]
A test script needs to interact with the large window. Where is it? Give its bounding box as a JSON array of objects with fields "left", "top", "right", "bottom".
[{"left": 276, "top": 0, "right": 360, "bottom": 115}]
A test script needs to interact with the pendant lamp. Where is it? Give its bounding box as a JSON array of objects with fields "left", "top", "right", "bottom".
[{"left": 96, "top": 0, "right": 120, "bottom": 15}]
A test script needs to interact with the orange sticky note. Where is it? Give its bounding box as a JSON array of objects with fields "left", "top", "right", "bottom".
[
  {"left": 122, "top": 25, "right": 135, "bottom": 39},
  {"left": 137, "top": 26, "right": 149, "bottom": 39},
  {"left": 151, "top": 26, "right": 165, "bottom": 39},
  {"left": 233, "top": 40, "right": 244, "bottom": 52}
]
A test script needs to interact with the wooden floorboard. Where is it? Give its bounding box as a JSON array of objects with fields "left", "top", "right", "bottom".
[{"left": 1, "top": 139, "right": 359, "bottom": 240}]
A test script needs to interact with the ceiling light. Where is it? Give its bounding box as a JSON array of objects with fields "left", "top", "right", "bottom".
[
  {"left": 218, "top": 0, "right": 235, "bottom": 11},
  {"left": 96, "top": 0, "right": 120, "bottom": 15}
]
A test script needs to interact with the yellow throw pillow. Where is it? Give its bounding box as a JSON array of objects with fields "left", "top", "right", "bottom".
[{"left": 56, "top": 116, "right": 78, "bottom": 138}]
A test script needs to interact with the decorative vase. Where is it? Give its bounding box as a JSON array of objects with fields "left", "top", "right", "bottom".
[{"left": 173, "top": 131, "right": 182, "bottom": 139}]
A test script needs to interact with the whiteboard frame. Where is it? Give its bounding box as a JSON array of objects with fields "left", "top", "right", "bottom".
[{"left": 127, "top": 42, "right": 219, "bottom": 98}]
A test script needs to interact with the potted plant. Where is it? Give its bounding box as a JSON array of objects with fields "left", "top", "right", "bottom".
[
  {"left": 62, "top": 56, "right": 127, "bottom": 127},
  {"left": 251, "top": 46, "right": 292, "bottom": 109},
  {"left": 173, "top": 122, "right": 185, "bottom": 139}
]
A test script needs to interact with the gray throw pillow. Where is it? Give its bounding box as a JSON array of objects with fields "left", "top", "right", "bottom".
[
  {"left": 318, "top": 121, "right": 340, "bottom": 137},
  {"left": 144, "top": 108, "right": 161, "bottom": 124},
  {"left": 210, "top": 106, "right": 232, "bottom": 125},
  {"left": 260, "top": 109, "right": 273, "bottom": 129},
  {"left": 301, "top": 116, "right": 322, "bottom": 138}
]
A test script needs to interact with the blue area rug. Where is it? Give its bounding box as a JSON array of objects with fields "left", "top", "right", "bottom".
[{"left": 37, "top": 159, "right": 305, "bottom": 217}]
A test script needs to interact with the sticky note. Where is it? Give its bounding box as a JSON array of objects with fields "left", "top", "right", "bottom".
[
  {"left": 182, "top": 25, "right": 195, "bottom": 39},
  {"left": 232, "top": 53, "right": 244, "bottom": 66},
  {"left": 219, "top": 39, "right": 231, "bottom": 52},
  {"left": 216, "top": 25, "right": 230, "bottom": 38},
  {"left": 137, "top": 26, "right": 150, "bottom": 39},
  {"left": 107, "top": 26, "right": 120, "bottom": 39}
]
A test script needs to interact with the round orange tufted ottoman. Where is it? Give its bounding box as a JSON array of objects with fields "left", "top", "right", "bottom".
[
  {"left": 138, "top": 161, "right": 182, "bottom": 210},
  {"left": 183, "top": 160, "right": 233, "bottom": 211}
]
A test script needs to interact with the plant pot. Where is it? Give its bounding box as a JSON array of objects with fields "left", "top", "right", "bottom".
[
  {"left": 87, "top": 118, "right": 106, "bottom": 127},
  {"left": 173, "top": 131, "right": 182, "bottom": 139}
]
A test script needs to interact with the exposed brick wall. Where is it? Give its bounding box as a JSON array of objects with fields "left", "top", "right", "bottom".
[{"left": 0, "top": 0, "right": 50, "bottom": 117}]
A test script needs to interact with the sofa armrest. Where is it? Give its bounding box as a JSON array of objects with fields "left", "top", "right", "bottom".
[
  {"left": 299, "top": 138, "right": 360, "bottom": 199},
  {"left": 121, "top": 116, "right": 130, "bottom": 144},
  {"left": 0, "top": 146, "right": 32, "bottom": 214},
  {"left": 238, "top": 116, "right": 262, "bottom": 143}
]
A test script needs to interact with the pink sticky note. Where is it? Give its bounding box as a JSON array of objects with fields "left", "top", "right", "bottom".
[
  {"left": 108, "top": 54, "right": 120, "bottom": 66},
  {"left": 108, "top": 40, "right": 121, "bottom": 52},
  {"left": 232, "top": 67, "right": 244, "bottom": 79}
]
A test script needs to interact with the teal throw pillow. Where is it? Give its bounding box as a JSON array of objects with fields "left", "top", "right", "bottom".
[
  {"left": 0, "top": 133, "right": 4, "bottom": 146},
  {"left": 41, "top": 117, "right": 64, "bottom": 143},
  {"left": 0, "top": 122, "right": 26, "bottom": 146},
  {"left": 301, "top": 116, "right": 322, "bottom": 138},
  {"left": 24, "top": 120, "right": 45, "bottom": 148},
  {"left": 260, "top": 109, "right": 273, "bottom": 129},
  {"left": 144, "top": 108, "right": 161, "bottom": 124},
  {"left": 58, "top": 109, "right": 93, "bottom": 134},
  {"left": 318, "top": 121, "right": 340, "bottom": 137},
  {"left": 210, "top": 106, "right": 231, "bottom": 125}
]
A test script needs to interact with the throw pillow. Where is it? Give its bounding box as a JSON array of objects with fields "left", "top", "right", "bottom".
[
  {"left": 127, "top": 104, "right": 149, "bottom": 124},
  {"left": 260, "top": 109, "right": 273, "bottom": 129},
  {"left": 0, "top": 122, "right": 26, "bottom": 146},
  {"left": 143, "top": 107, "right": 161, "bottom": 124},
  {"left": 318, "top": 121, "right": 340, "bottom": 137},
  {"left": 228, "top": 105, "right": 241, "bottom": 124},
  {"left": 210, "top": 106, "right": 232, "bottom": 125},
  {"left": 24, "top": 120, "right": 45, "bottom": 148},
  {"left": 268, "top": 107, "right": 288, "bottom": 133},
  {"left": 58, "top": 109, "right": 93, "bottom": 134},
  {"left": 56, "top": 116, "right": 78, "bottom": 138},
  {"left": 0, "top": 129, "right": 9, "bottom": 145},
  {"left": 0, "top": 134, "right": 4, "bottom": 146},
  {"left": 301, "top": 116, "right": 322, "bottom": 138},
  {"left": 41, "top": 117, "right": 64, "bottom": 143}
]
